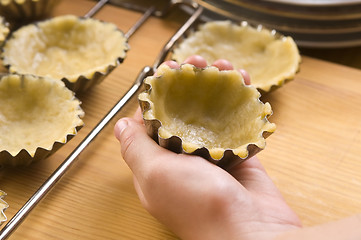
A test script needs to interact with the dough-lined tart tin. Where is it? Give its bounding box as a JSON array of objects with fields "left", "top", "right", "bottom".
[
  {"left": 2, "top": 15, "right": 129, "bottom": 93},
  {"left": 139, "top": 64, "right": 276, "bottom": 169},
  {"left": 172, "top": 20, "right": 301, "bottom": 93},
  {"left": 0, "top": 190, "right": 8, "bottom": 226},
  {"left": 0, "top": 74, "right": 84, "bottom": 167},
  {"left": 0, "top": 0, "right": 60, "bottom": 24}
]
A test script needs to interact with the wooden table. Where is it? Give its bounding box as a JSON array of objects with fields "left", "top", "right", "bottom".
[{"left": 1, "top": 0, "right": 361, "bottom": 239}]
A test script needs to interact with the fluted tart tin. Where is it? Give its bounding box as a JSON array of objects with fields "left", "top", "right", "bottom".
[
  {"left": 172, "top": 20, "right": 301, "bottom": 93},
  {"left": 2, "top": 15, "right": 129, "bottom": 93},
  {"left": 0, "top": 74, "right": 84, "bottom": 167},
  {"left": 139, "top": 64, "right": 276, "bottom": 169}
]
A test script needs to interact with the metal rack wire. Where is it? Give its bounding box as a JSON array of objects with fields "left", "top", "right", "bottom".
[{"left": 0, "top": 1, "right": 203, "bottom": 239}]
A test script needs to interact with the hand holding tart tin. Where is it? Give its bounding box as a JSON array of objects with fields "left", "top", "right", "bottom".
[
  {"left": 2, "top": 15, "right": 129, "bottom": 93},
  {"left": 172, "top": 20, "right": 301, "bottom": 93},
  {"left": 0, "top": 74, "right": 84, "bottom": 167},
  {"left": 138, "top": 64, "right": 276, "bottom": 169}
]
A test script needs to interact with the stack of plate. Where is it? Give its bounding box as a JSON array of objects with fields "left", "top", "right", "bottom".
[{"left": 194, "top": 0, "right": 361, "bottom": 48}]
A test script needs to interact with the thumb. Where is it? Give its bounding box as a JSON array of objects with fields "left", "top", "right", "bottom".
[{"left": 114, "top": 117, "right": 164, "bottom": 174}]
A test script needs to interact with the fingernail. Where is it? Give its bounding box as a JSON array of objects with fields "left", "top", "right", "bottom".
[{"left": 114, "top": 119, "right": 129, "bottom": 140}]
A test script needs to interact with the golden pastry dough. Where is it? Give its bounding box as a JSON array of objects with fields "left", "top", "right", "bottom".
[
  {"left": 172, "top": 21, "right": 301, "bottom": 92},
  {"left": 0, "top": 74, "right": 84, "bottom": 166},
  {"left": 2, "top": 15, "right": 129, "bottom": 92}
]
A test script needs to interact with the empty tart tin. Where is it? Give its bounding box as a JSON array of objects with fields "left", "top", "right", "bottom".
[
  {"left": 139, "top": 64, "right": 276, "bottom": 169},
  {"left": 0, "top": 74, "right": 84, "bottom": 167},
  {"left": 172, "top": 20, "right": 301, "bottom": 93},
  {"left": 2, "top": 15, "right": 129, "bottom": 93},
  {"left": 0, "top": 0, "right": 61, "bottom": 25},
  {"left": 0, "top": 190, "right": 8, "bottom": 226}
]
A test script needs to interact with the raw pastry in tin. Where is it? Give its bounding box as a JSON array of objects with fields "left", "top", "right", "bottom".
[
  {"left": 139, "top": 64, "right": 276, "bottom": 168},
  {"left": 2, "top": 15, "right": 129, "bottom": 92},
  {"left": 0, "top": 74, "right": 84, "bottom": 167},
  {"left": 172, "top": 20, "right": 301, "bottom": 93}
]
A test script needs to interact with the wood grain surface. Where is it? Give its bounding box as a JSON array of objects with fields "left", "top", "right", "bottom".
[{"left": 1, "top": 0, "right": 361, "bottom": 239}]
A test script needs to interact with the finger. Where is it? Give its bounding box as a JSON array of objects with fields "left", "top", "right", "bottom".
[
  {"left": 228, "top": 156, "right": 282, "bottom": 197},
  {"left": 212, "top": 59, "right": 234, "bottom": 70},
  {"left": 114, "top": 117, "right": 166, "bottom": 172},
  {"left": 133, "top": 107, "right": 143, "bottom": 124},
  {"left": 154, "top": 60, "right": 180, "bottom": 76},
  {"left": 210, "top": 59, "right": 251, "bottom": 85},
  {"left": 239, "top": 69, "right": 251, "bottom": 85},
  {"left": 237, "top": 155, "right": 267, "bottom": 173},
  {"left": 114, "top": 116, "right": 233, "bottom": 182},
  {"left": 184, "top": 55, "right": 208, "bottom": 68},
  {"left": 114, "top": 117, "right": 206, "bottom": 181},
  {"left": 133, "top": 175, "right": 149, "bottom": 209},
  {"left": 161, "top": 60, "right": 180, "bottom": 69}
]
